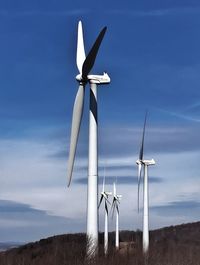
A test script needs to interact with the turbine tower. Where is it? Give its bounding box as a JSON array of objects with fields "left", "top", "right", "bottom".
[
  {"left": 136, "top": 112, "right": 155, "bottom": 254},
  {"left": 111, "top": 181, "right": 122, "bottom": 250},
  {"left": 98, "top": 169, "right": 112, "bottom": 255},
  {"left": 67, "top": 21, "right": 110, "bottom": 256}
]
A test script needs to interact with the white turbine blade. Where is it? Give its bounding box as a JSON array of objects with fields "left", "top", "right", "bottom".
[
  {"left": 98, "top": 194, "right": 104, "bottom": 208},
  {"left": 137, "top": 163, "right": 142, "bottom": 212},
  {"left": 102, "top": 192, "right": 107, "bottom": 199},
  {"left": 67, "top": 85, "right": 85, "bottom": 186},
  {"left": 105, "top": 195, "right": 111, "bottom": 205},
  {"left": 115, "top": 196, "right": 120, "bottom": 203},
  {"left": 139, "top": 111, "right": 148, "bottom": 161},
  {"left": 102, "top": 167, "right": 105, "bottom": 193},
  {"left": 113, "top": 182, "right": 116, "bottom": 196},
  {"left": 102, "top": 192, "right": 110, "bottom": 204},
  {"left": 76, "top": 21, "right": 86, "bottom": 75}
]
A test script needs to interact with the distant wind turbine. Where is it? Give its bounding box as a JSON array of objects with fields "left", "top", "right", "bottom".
[
  {"left": 111, "top": 180, "right": 122, "bottom": 250},
  {"left": 98, "top": 168, "right": 112, "bottom": 255},
  {"left": 136, "top": 112, "right": 155, "bottom": 254},
  {"left": 67, "top": 21, "right": 110, "bottom": 256}
]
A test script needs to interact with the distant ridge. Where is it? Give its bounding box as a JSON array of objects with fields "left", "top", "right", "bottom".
[
  {"left": 0, "top": 221, "right": 200, "bottom": 265},
  {"left": 0, "top": 242, "right": 23, "bottom": 252}
]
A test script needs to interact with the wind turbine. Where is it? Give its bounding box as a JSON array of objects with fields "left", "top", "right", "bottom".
[
  {"left": 98, "top": 169, "right": 112, "bottom": 255},
  {"left": 67, "top": 21, "right": 110, "bottom": 256},
  {"left": 111, "top": 180, "right": 122, "bottom": 250},
  {"left": 136, "top": 112, "right": 155, "bottom": 254}
]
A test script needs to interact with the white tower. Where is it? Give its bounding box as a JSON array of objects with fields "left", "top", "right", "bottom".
[
  {"left": 111, "top": 181, "right": 122, "bottom": 250},
  {"left": 136, "top": 159, "right": 155, "bottom": 253},
  {"left": 98, "top": 171, "right": 112, "bottom": 255}
]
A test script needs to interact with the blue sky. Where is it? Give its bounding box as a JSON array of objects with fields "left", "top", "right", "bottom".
[{"left": 0, "top": 0, "right": 200, "bottom": 242}]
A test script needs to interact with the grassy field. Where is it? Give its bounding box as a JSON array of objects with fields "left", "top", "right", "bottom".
[{"left": 0, "top": 222, "right": 200, "bottom": 265}]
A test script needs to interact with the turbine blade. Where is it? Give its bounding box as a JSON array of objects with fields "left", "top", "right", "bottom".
[
  {"left": 105, "top": 200, "right": 108, "bottom": 215},
  {"left": 67, "top": 85, "right": 85, "bottom": 186},
  {"left": 76, "top": 21, "right": 86, "bottom": 74},
  {"left": 116, "top": 196, "right": 120, "bottom": 204},
  {"left": 110, "top": 200, "right": 115, "bottom": 218},
  {"left": 105, "top": 196, "right": 111, "bottom": 205},
  {"left": 139, "top": 111, "right": 148, "bottom": 160},
  {"left": 137, "top": 163, "right": 143, "bottom": 213},
  {"left": 102, "top": 193, "right": 108, "bottom": 200},
  {"left": 116, "top": 203, "right": 119, "bottom": 214},
  {"left": 82, "top": 27, "right": 107, "bottom": 80},
  {"left": 102, "top": 167, "right": 105, "bottom": 193},
  {"left": 113, "top": 182, "right": 116, "bottom": 196},
  {"left": 98, "top": 195, "right": 104, "bottom": 209},
  {"left": 111, "top": 201, "right": 116, "bottom": 219}
]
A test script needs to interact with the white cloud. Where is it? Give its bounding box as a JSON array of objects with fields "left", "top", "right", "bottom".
[{"left": 0, "top": 123, "right": 199, "bottom": 241}]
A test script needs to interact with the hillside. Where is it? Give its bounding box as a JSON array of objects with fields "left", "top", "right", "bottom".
[{"left": 0, "top": 222, "right": 200, "bottom": 265}]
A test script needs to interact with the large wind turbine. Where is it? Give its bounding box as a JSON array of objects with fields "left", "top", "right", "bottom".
[
  {"left": 111, "top": 181, "right": 122, "bottom": 250},
  {"left": 136, "top": 112, "right": 155, "bottom": 254},
  {"left": 67, "top": 21, "right": 110, "bottom": 256},
  {"left": 98, "top": 170, "right": 112, "bottom": 255}
]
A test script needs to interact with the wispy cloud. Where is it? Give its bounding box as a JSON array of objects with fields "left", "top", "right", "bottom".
[
  {"left": 75, "top": 176, "right": 163, "bottom": 185},
  {"left": 154, "top": 107, "right": 200, "bottom": 123},
  {"left": 0, "top": 200, "right": 44, "bottom": 213},
  {"left": 52, "top": 123, "right": 200, "bottom": 170},
  {"left": 185, "top": 101, "right": 200, "bottom": 111},
  {"left": 0, "top": 9, "right": 90, "bottom": 17},
  {"left": 151, "top": 200, "right": 200, "bottom": 217},
  {"left": 106, "top": 7, "right": 200, "bottom": 17},
  {"left": 1, "top": 6, "right": 200, "bottom": 18}
]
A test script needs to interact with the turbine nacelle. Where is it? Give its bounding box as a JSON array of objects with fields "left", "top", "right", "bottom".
[
  {"left": 76, "top": 72, "right": 110, "bottom": 84},
  {"left": 101, "top": 191, "right": 112, "bottom": 199},
  {"left": 113, "top": 196, "right": 122, "bottom": 205},
  {"left": 105, "top": 191, "right": 112, "bottom": 196},
  {"left": 99, "top": 177, "right": 112, "bottom": 209},
  {"left": 136, "top": 159, "right": 156, "bottom": 166},
  {"left": 111, "top": 182, "right": 122, "bottom": 216}
]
